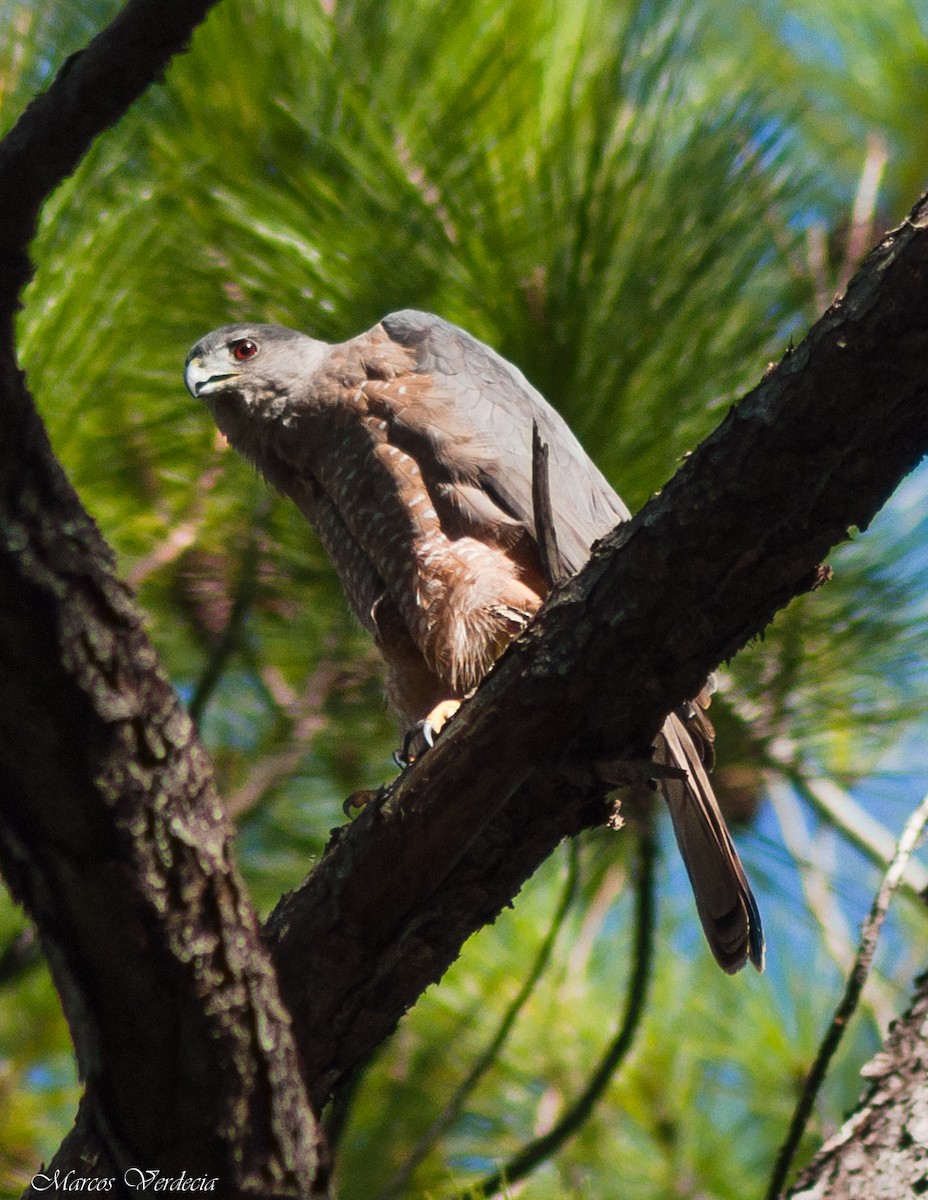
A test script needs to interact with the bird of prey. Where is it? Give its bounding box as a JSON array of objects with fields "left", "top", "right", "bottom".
[{"left": 185, "top": 309, "right": 764, "bottom": 973}]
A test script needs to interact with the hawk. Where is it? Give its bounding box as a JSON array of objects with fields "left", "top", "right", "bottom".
[{"left": 185, "top": 309, "right": 764, "bottom": 973}]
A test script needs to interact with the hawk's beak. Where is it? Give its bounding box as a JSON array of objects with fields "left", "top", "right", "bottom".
[{"left": 185, "top": 358, "right": 239, "bottom": 398}]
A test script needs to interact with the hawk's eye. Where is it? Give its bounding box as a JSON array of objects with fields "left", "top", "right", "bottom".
[{"left": 230, "top": 338, "right": 258, "bottom": 362}]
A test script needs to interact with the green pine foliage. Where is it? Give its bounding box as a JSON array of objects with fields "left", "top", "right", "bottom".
[{"left": 1, "top": 0, "right": 926, "bottom": 1195}]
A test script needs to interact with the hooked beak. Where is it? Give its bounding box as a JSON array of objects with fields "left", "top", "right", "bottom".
[{"left": 185, "top": 358, "right": 240, "bottom": 397}]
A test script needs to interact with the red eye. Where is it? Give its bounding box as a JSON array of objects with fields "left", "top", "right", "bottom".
[{"left": 230, "top": 338, "right": 258, "bottom": 361}]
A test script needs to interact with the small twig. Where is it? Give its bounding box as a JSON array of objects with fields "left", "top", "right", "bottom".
[
  {"left": 531, "top": 421, "right": 563, "bottom": 588},
  {"left": 448, "top": 817, "right": 656, "bottom": 1200},
  {"left": 223, "top": 745, "right": 304, "bottom": 821},
  {"left": 765, "top": 786, "right": 928, "bottom": 1200},
  {"left": 838, "top": 133, "right": 889, "bottom": 294},
  {"left": 768, "top": 781, "right": 896, "bottom": 1032},
  {"left": 375, "top": 843, "right": 581, "bottom": 1200},
  {"left": 126, "top": 461, "right": 224, "bottom": 590},
  {"left": 790, "top": 770, "right": 928, "bottom": 902}
]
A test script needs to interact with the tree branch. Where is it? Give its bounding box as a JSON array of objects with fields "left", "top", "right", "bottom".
[{"left": 0, "top": 0, "right": 217, "bottom": 313}]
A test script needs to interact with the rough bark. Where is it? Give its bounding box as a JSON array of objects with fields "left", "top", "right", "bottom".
[
  {"left": 788, "top": 971, "right": 928, "bottom": 1199},
  {"left": 0, "top": 3, "right": 318, "bottom": 1196}
]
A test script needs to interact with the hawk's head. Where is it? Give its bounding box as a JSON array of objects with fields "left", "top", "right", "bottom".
[{"left": 185, "top": 323, "right": 328, "bottom": 413}]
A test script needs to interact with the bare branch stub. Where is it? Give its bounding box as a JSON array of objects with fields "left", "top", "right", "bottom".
[{"left": 531, "top": 421, "right": 564, "bottom": 589}]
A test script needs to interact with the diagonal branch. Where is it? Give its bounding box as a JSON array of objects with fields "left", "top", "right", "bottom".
[{"left": 768, "top": 780, "right": 898, "bottom": 1031}]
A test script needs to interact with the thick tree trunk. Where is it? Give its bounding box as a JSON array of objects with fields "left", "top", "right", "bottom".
[
  {"left": 0, "top": 404, "right": 317, "bottom": 1193},
  {"left": 0, "top": 3, "right": 319, "bottom": 1196},
  {"left": 788, "top": 971, "right": 928, "bottom": 1199}
]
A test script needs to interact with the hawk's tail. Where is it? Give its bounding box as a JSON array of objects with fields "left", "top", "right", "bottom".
[{"left": 657, "top": 712, "right": 765, "bottom": 973}]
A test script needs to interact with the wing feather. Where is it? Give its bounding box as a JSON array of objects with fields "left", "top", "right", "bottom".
[{"left": 380, "top": 310, "right": 630, "bottom": 576}]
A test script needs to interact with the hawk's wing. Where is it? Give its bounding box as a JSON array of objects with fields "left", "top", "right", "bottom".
[
  {"left": 378, "top": 310, "right": 630, "bottom": 575},
  {"left": 377, "top": 312, "right": 763, "bottom": 973}
]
